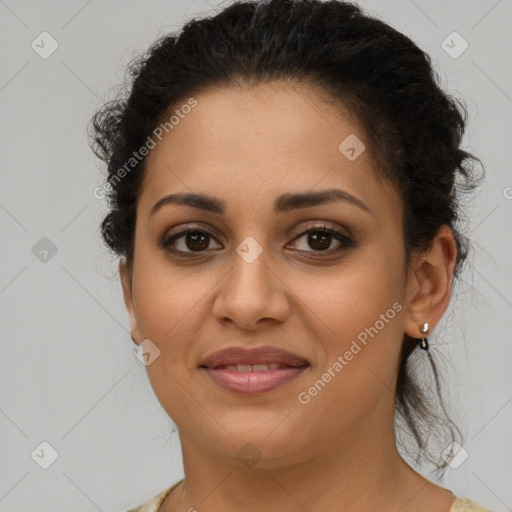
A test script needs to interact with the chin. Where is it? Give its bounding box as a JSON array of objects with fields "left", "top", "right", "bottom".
[{"left": 197, "top": 415, "right": 313, "bottom": 468}]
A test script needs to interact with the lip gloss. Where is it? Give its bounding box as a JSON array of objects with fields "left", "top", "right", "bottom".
[{"left": 202, "top": 366, "right": 308, "bottom": 394}]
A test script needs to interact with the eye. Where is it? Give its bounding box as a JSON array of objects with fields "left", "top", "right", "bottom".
[
  {"left": 287, "top": 223, "right": 354, "bottom": 255},
  {"left": 161, "top": 226, "right": 222, "bottom": 256},
  {"left": 160, "top": 222, "right": 354, "bottom": 258}
]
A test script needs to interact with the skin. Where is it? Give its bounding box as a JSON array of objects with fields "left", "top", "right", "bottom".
[{"left": 120, "top": 80, "right": 458, "bottom": 512}]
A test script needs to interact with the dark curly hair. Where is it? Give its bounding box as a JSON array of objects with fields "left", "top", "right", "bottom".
[{"left": 89, "top": 0, "right": 484, "bottom": 478}]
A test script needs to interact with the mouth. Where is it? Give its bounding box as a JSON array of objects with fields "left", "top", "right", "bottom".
[
  {"left": 209, "top": 362, "right": 303, "bottom": 371},
  {"left": 199, "top": 346, "right": 310, "bottom": 395}
]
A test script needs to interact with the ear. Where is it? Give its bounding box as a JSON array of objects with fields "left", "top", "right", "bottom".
[
  {"left": 119, "top": 259, "right": 142, "bottom": 345},
  {"left": 403, "top": 225, "right": 458, "bottom": 339}
]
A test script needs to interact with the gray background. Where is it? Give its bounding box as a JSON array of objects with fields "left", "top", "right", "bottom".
[{"left": 1, "top": 0, "right": 511, "bottom": 510}]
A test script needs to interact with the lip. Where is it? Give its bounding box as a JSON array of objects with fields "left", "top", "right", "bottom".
[
  {"left": 202, "top": 366, "right": 308, "bottom": 394},
  {"left": 200, "top": 346, "right": 309, "bottom": 368},
  {"left": 199, "top": 346, "right": 310, "bottom": 395}
]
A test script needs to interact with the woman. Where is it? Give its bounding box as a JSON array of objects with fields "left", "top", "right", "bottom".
[{"left": 89, "top": 1, "right": 493, "bottom": 511}]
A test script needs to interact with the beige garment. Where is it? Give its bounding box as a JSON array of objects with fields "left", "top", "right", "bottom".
[{"left": 126, "top": 479, "right": 496, "bottom": 512}]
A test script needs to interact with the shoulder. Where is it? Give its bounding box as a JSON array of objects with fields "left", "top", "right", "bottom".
[
  {"left": 125, "top": 487, "right": 170, "bottom": 512},
  {"left": 125, "top": 479, "right": 184, "bottom": 512},
  {"left": 451, "top": 495, "right": 496, "bottom": 512}
]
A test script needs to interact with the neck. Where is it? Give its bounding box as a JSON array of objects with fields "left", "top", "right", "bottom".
[{"left": 162, "top": 412, "right": 438, "bottom": 512}]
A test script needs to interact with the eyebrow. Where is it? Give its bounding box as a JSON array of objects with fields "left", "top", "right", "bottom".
[{"left": 149, "top": 188, "right": 373, "bottom": 217}]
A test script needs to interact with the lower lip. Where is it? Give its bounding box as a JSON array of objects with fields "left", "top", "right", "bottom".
[{"left": 202, "top": 366, "right": 309, "bottom": 395}]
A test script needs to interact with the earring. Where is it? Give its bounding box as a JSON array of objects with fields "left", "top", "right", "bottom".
[{"left": 418, "top": 322, "right": 429, "bottom": 350}]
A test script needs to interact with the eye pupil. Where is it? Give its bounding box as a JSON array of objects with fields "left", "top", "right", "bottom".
[
  {"left": 187, "top": 232, "right": 209, "bottom": 251},
  {"left": 308, "top": 232, "right": 331, "bottom": 251}
]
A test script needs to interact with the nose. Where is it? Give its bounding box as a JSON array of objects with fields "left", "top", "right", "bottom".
[{"left": 211, "top": 246, "right": 290, "bottom": 331}]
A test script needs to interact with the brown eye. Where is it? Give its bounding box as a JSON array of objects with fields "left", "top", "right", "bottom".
[
  {"left": 181, "top": 231, "right": 210, "bottom": 251},
  {"left": 161, "top": 228, "right": 221, "bottom": 255},
  {"left": 304, "top": 231, "right": 333, "bottom": 251},
  {"left": 161, "top": 222, "right": 354, "bottom": 259},
  {"left": 288, "top": 224, "right": 354, "bottom": 254}
]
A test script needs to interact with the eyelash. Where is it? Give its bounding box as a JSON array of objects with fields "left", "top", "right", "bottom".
[{"left": 160, "top": 222, "right": 355, "bottom": 258}]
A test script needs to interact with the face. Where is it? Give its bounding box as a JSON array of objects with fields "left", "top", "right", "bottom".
[{"left": 120, "top": 80, "right": 419, "bottom": 468}]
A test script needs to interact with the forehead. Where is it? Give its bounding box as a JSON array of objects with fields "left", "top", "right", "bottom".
[{"left": 138, "top": 81, "right": 401, "bottom": 223}]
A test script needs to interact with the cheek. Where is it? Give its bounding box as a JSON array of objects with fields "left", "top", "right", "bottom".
[
  {"left": 299, "top": 256, "right": 403, "bottom": 339},
  {"left": 131, "top": 250, "right": 210, "bottom": 342},
  {"left": 297, "top": 256, "right": 405, "bottom": 393},
  {"left": 295, "top": 293, "right": 404, "bottom": 433}
]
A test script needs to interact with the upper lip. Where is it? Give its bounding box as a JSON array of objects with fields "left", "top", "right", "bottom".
[{"left": 200, "top": 346, "right": 310, "bottom": 369}]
